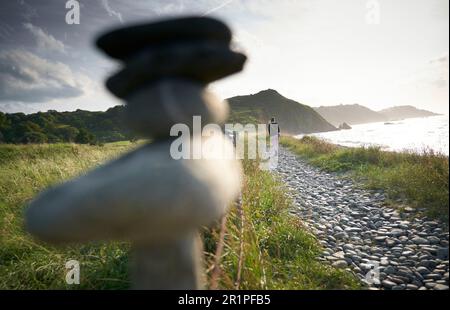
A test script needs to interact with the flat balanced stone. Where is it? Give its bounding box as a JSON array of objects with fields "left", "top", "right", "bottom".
[
  {"left": 107, "top": 42, "right": 246, "bottom": 98},
  {"left": 97, "top": 16, "right": 232, "bottom": 60},
  {"left": 123, "top": 78, "right": 229, "bottom": 138},
  {"left": 25, "top": 134, "right": 241, "bottom": 244}
]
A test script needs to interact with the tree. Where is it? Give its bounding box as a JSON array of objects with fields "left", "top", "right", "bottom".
[
  {"left": 55, "top": 126, "right": 79, "bottom": 142},
  {"left": 75, "top": 128, "right": 95, "bottom": 144},
  {"left": 21, "top": 131, "right": 48, "bottom": 144},
  {"left": 0, "top": 106, "right": 133, "bottom": 144},
  {"left": 0, "top": 112, "right": 8, "bottom": 143},
  {"left": 8, "top": 121, "right": 45, "bottom": 143},
  {"left": 0, "top": 112, "right": 9, "bottom": 129},
  {"left": 30, "top": 112, "right": 55, "bottom": 129}
]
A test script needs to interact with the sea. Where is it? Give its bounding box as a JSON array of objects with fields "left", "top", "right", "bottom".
[{"left": 297, "top": 115, "right": 449, "bottom": 156}]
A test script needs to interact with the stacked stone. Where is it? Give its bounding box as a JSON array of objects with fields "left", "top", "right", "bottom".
[
  {"left": 96, "top": 16, "right": 247, "bottom": 138},
  {"left": 25, "top": 17, "right": 246, "bottom": 290}
]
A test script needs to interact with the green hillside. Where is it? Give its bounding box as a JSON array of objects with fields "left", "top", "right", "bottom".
[
  {"left": 0, "top": 106, "right": 134, "bottom": 144},
  {"left": 228, "top": 89, "right": 337, "bottom": 134}
]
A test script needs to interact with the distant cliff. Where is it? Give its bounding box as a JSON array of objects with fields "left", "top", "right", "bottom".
[
  {"left": 314, "top": 104, "right": 385, "bottom": 126},
  {"left": 314, "top": 104, "right": 439, "bottom": 126},
  {"left": 379, "top": 105, "right": 440, "bottom": 121},
  {"left": 227, "top": 89, "right": 336, "bottom": 135}
]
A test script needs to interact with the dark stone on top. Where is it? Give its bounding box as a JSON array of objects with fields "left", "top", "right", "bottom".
[
  {"left": 106, "top": 42, "right": 247, "bottom": 98},
  {"left": 96, "top": 16, "right": 232, "bottom": 60}
]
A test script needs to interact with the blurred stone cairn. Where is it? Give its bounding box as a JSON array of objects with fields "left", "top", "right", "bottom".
[{"left": 25, "top": 16, "right": 247, "bottom": 289}]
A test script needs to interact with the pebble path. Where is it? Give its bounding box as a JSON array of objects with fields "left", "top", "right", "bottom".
[{"left": 275, "top": 147, "right": 449, "bottom": 290}]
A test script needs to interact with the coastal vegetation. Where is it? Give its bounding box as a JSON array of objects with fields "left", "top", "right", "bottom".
[
  {"left": 281, "top": 136, "right": 449, "bottom": 222},
  {"left": 0, "top": 89, "right": 336, "bottom": 144},
  {"left": 0, "top": 142, "right": 358, "bottom": 289},
  {"left": 0, "top": 107, "right": 134, "bottom": 144}
]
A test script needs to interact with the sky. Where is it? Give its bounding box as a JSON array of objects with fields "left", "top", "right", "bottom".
[{"left": 0, "top": 0, "right": 448, "bottom": 114}]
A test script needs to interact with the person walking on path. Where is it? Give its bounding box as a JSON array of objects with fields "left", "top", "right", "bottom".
[
  {"left": 267, "top": 117, "right": 280, "bottom": 170},
  {"left": 267, "top": 117, "right": 280, "bottom": 137}
]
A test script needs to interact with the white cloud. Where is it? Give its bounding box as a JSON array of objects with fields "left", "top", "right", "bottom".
[
  {"left": 23, "top": 23, "right": 66, "bottom": 54},
  {"left": 152, "top": 1, "right": 185, "bottom": 16},
  {"left": 397, "top": 54, "right": 449, "bottom": 89},
  {"left": 0, "top": 102, "right": 39, "bottom": 114},
  {"left": 0, "top": 49, "right": 90, "bottom": 103},
  {"left": 101, "top": 0, "right": 124, "bottom": 23},
  {"left": 429, "top": 54, "right": 449, "bottom": 88},
  {"left": 389, "top": 54, "right": 449, "bottom": 113}
]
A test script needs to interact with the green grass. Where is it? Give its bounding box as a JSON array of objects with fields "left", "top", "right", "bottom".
[
  {"left": 0, "top": 142, "right": 359, "bottom": 289},
  {"left": 204, "top": 159, "right": 359, "bottom": 289},
  {"left": 0, "top": 142, "right": 136, "bottom": 289},
  {"left": 281, "top": 136, "right": 449, "bottom": 222}
]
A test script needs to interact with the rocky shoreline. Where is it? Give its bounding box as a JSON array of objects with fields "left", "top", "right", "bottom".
[{"left": 275, "top": 147, "right": 449, "bottom": 290}]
